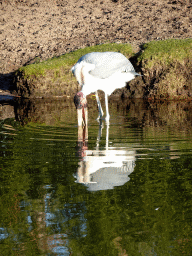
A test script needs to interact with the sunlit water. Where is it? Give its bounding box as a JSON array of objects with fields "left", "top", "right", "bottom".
[{"left": 0, "top": 98, "right": 192, "bottom": 255}]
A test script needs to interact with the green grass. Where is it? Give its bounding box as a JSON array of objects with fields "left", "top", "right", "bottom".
[
  {"left": 17, "top": 43, "right": 134, "bottom": 78},
  {"left": 138, "top": 38, "right": 192, "bottom": 68}
]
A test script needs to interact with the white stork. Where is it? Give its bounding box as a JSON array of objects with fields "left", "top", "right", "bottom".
[{"left": 72, "top": 51, "right": 141, "bottom": 126}]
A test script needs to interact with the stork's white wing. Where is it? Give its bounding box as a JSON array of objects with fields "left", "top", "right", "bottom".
[{"left": 78, "top": 52, "right": 135, "bottom": 79}]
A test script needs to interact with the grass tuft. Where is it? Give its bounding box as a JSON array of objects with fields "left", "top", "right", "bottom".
[
  {"left": 138, "top": 38, "right": 192, "bottom": 99},
  {"left": 138, "top": 38, "right": 192, "bottom": 68}
]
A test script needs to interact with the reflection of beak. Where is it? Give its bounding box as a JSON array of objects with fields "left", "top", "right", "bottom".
[{"left": 74, "top": 92, "right": 88, "bottom": 126}]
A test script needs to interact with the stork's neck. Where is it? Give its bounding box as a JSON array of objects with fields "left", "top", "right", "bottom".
[{"left": 80, "top": 63, "right": 96, "bottom": 93}]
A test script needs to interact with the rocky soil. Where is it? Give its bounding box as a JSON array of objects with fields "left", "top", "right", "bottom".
[{"left": 0, "top": 0, "right": 192, "bottom": 93}]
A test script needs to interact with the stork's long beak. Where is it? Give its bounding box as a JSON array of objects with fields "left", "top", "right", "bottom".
[
  {"left": 74, "top": 92, "right": 88, "bottom": 126},
  {"left": 77, "top": 107, "right": 88, "bottom": 126}
]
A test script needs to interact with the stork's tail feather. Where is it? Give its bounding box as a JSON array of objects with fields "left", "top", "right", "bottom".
[{"left": 129, "top": 71, "right": 142, "bottom": 76}]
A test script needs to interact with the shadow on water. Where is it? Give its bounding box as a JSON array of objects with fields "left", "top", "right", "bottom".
[{"left": 1, "top": 97, "right": 192, "bottom": 255}]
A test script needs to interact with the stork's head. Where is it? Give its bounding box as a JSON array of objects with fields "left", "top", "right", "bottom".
[{"left": 74, "top": 92, "right": 88, "bottom": 126}]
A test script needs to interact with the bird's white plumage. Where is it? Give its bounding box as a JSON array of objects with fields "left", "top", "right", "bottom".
[{"left": 72, "top": 51, "right": 141, "bottom": 121}]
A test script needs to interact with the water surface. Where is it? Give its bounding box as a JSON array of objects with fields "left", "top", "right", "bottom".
[{"left": 0, "top": 98, "right": 192, "bottom": 255}]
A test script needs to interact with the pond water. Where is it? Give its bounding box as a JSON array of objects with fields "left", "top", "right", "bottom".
[{"left": 0, "top": 98, "right": 192, "bottom": 255}]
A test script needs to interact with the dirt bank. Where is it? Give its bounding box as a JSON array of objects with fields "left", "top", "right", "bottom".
[{"left": 0, "top": 0, "right": 192, "bottom": 92}]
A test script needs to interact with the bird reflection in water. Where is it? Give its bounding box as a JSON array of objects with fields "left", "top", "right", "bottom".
[{"left": 74, "top": 105, "right": 136, "bottom": 191}]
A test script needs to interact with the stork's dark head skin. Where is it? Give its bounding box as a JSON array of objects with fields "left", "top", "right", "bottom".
[
  {"left": 74, "top": 92, "right": 87, "bottom": 110},
  {"left": 74, "top": 92, "right": 88, "bottom": 126}
]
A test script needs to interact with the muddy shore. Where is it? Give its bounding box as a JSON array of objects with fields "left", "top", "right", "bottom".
[{"left": 0, "top": 0, "right": 192, "bottom": 95}]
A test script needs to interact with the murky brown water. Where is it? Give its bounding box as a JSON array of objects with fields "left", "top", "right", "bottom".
[{"left": 0, "top": 98, "right": 192, "bottom": 255}]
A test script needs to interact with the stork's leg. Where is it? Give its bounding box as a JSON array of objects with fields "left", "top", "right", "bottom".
[
  {"left": 105, "top": 93, "right": 110, "bottom": 121},
  {"left": 95, "top": 91, "right": 104, "bottom": 119}
]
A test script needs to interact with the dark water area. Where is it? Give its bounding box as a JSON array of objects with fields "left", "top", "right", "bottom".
[{"left": 0, "top": 97, "right": 192, "bottom": 255}]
